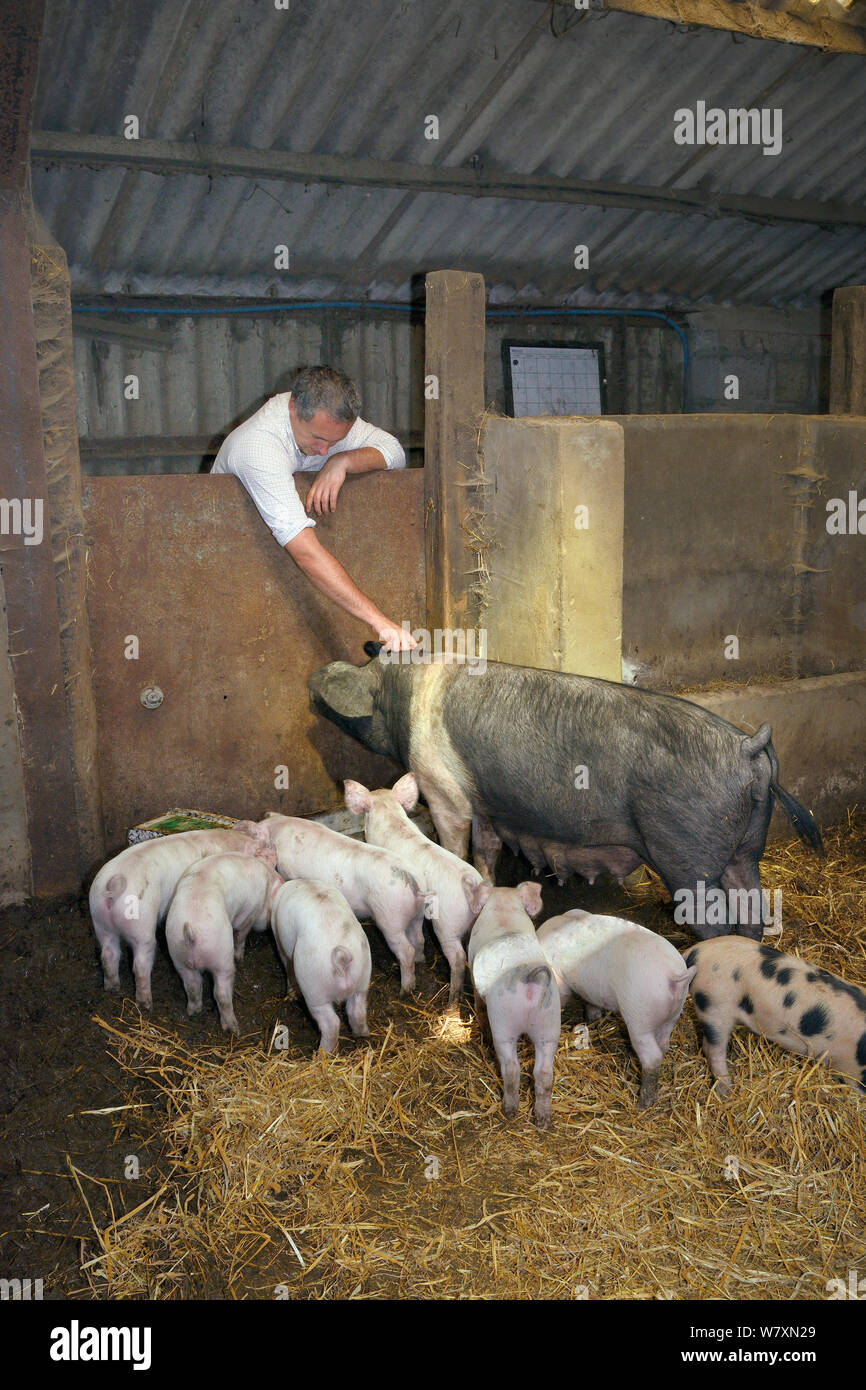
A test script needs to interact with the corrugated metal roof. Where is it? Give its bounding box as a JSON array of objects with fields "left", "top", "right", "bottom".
[{"left": 31, "top": 0, "right": 866, "bottom": 308}]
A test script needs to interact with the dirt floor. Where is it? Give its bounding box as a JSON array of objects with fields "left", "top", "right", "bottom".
[{"left": 1, "top": 815, "right": 864, "bottom": 1300}]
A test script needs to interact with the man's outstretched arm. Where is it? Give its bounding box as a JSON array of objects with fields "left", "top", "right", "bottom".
[{"left": 286, "top": 528, "right": 416, "bottom": 651}]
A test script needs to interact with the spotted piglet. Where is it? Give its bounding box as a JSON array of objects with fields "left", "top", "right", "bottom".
[
  {"left": 467, "top": 882, "right": 561, "bottom": 1129},
  {"left": 685, "top": 938, "right": 866, "bottom": 1095},
  {"left": 538, "top": 909, "right": 696, "bottom": 1108}
]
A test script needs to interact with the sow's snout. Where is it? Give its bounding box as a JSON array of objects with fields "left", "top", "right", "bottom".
[
  {"left": 307, "top": 654, "right": 398, "bottom": 759},
  {"left": 307, "top": 658, "right": 376, "bottom": 720}
]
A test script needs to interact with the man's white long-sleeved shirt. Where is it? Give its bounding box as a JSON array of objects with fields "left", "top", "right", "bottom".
[{"left": 211, "top": 392, "right": 406, "bottom": 546}]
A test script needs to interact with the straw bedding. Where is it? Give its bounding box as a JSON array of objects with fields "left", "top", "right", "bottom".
[{"left": 76, "top": 811, "right": 866, "bottom": 1300}]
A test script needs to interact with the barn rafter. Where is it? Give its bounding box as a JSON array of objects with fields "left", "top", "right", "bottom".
[
  {"left": 30, "top": 130, "right": 866, "bottom": 230},
  {"left": 541, "top": 0, "right": 866, "bottom": 53}
]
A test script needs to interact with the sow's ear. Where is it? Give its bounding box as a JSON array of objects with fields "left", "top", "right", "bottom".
[
  {"left": 516, "top": 880, "right": 543, "bottom": 918},
  {"left": 307, "top": 661, "right": 376, "bottom": 719},
  {"left": 391, "top": 773, "right": 419, "bottom": 812},
  {"left": 344, "top": 780, "right": 372, "bottom": 814}
]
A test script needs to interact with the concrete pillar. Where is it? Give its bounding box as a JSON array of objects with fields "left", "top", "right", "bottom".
[
  {"left": 830, "top": 286, "right": 866, "bottom": 414},
  {"left": 481, "top": 417, "right": 625, "bottom": 681},
  {"left": 423, "top": 270, "right": 487, "bottom": 634}
]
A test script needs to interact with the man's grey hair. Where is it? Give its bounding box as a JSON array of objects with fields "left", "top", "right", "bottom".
[{"left": 290, "top": 365, "right": 361, "bottom": 423}]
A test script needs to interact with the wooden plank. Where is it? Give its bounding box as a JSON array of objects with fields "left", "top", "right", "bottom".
[
  {"left": 545, "top": 0, "right": 866, "bottom": 53},
  {"left": 30, "top": 130, "right": 866, "bottom": 230},
  {"left": 830, "top": 285, "right": 866, "bottom": 413},
  {"left": 78, "top": 431, "right": 425, "bottom": 459},
  {"left": 424, "top": 271, "right": 487, "bottom": 634},
  {"left": 82, "top": 473, "right": 426, "bottom": 846}
]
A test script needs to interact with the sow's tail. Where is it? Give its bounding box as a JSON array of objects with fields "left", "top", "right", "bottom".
[
  {"left": 771, "top": 781, "right": 824, "bottom": 854},
  {"left": 742, "top": 723, "right": 824, "bottom": 855}
]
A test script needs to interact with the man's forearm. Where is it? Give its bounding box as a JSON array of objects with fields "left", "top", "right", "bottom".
[
  {"left": 286, "top": 530, "right": 389, "bottom": 628},
  {"left": 333, "top": 446, "right": 387, "bottom": 475}
]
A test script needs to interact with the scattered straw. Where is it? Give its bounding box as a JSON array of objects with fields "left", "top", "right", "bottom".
[{"left": 76, "top": 811, "right": 866, "bottom": 1299}]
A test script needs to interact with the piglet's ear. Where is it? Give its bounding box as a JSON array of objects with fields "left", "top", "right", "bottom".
[
  {"left": 466, "top": 880, "right": 492, "bottom": 916},
  {"left": 391, "top": 773, "right": 419, "bottom": 812},
  {"left": 234, "top": 819, "right": 269, "bottom": 842},
  {"left": 516, "top": 880, "right": 543, "bottom": 918},
  {"left": 344, "top": 780, "right": 372, "bottom": 815}
]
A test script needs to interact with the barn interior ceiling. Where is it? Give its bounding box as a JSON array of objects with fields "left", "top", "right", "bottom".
[{"left": 29, "top": 0, "right": 866, "bottom": 309}]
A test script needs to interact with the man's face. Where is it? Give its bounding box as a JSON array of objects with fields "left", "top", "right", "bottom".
[{"left": 289, "top": 397, "right": 354, "bottom": 456}]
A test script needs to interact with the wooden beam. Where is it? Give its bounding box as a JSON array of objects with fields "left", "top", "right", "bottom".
[
  {"left": 830, "top": 285, "right": 866, "bottom": 413},
  {"left": 31, "top": 130, "right": 866, "bottom": 230},
  {"left": 78, "top": 431, "right": 424, "bottom": 460},
  {"left": 424, "top": 271, "right": 487, "bottom": 634},
  {"left": 545, "top": 0, "right": 866, "bottom": 54},
  {"left": 71, "top": 313, "right": 177, "bottom": 351}
]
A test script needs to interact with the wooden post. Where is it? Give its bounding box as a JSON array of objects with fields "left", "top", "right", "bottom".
[
  {"left": 830, "top": 286, "right": 866, "bottom": 414},
  {"left": 423, "top": 271, "right": 486, "bottom": 634},
  {"left": 28, "top": 216, "right": 105, "bottom": 875},
  {"left": 0, "top": 0, "right": 83, "bottom": 895}
]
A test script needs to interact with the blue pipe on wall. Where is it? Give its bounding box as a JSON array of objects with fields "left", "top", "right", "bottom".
[{"left": 73, "top": 299, "right": 689, "bottom": 367}]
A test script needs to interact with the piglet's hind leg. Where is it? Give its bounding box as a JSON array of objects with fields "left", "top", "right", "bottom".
[
  {"left": 489, "top": 1022, "right": 521, "bottom": 1118},
  {"left": 309, "top": 1003, "right": 342, "bottom": 1055},
  {"left": 346, "top": 991, "right": 369, "bottom": 1039},
  {"left": 213, "top": 968, "right": 239, "bottom": 1035}
]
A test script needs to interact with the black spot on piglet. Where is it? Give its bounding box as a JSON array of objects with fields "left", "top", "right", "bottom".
[
  {"left": 776, "top": 968, "right": 793, "bottom": 986},
  {"left": 800, "top": 1004, "right": 830, "bottom": 1037},
  {"left": 759, "top": 945, "right": 780, "bottom": 958},
  {"left": 783, "top": 992, "right": 797, "bottom": 1009},
  {"left": 739, "top": 994, "right": 754, "bottom": 1015},
  {"left": 760, "top": 958, "right": 778, "bottom": 980},
  {"left": 701, "top": 1022, "right": 718, "bottom": 1047},
  {"left": 694, "top": 991, "right": 710, "bottom": 1012},
  {"left": 685, "top": 949, "right": 698, "bottom": 970},
  {"left": 732, "top": 969, "right": 740, "bottom": 982},
  {"left": 857, "top": 1033, "right": 866, "bottom": 1068}
]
